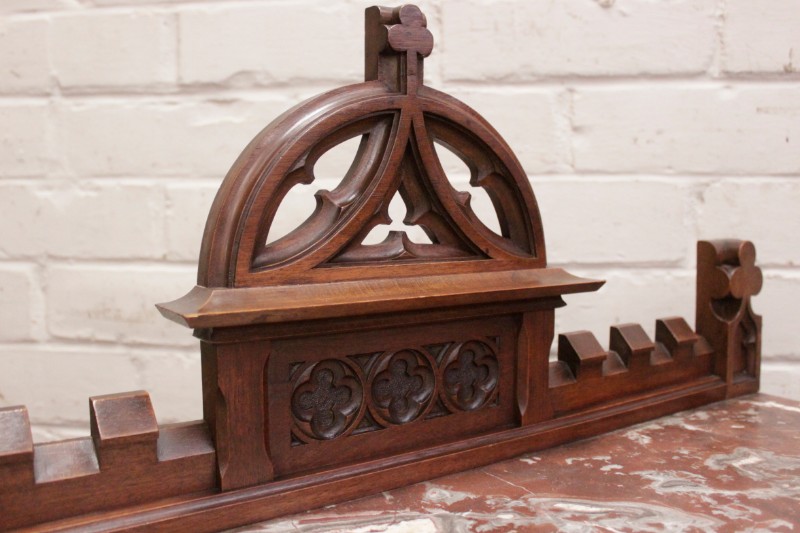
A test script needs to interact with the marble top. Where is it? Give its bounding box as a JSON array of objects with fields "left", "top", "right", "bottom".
[{"left": 234, "top": 393, "right": 800, "bottom": 532}]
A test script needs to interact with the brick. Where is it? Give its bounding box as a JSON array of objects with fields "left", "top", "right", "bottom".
[
  {"left": 165, "top": 182, "right": 218, "bottom": 262},
  {"left": 444, "top": 88, "right": 567, "bottom": 174},
  {"left": 572, "top": 86, "right": 800, "bottom": 174},
  {"left": 0, "top": 182, "right": 165, "bottom": 259},
  {"left": 723, "top": 0, "right": 800, "bottom": 74},
  {"left": 132, "top": 351, "right": 203, "bottom": 423},
  {"left": 0, "top": 18, "right": 50, "bottom": 94},
  {"left": 697, "top": 179, "right": 800, "bottom": 267},
  {"left": 179, "top": 3, "right": 360, "bottom": 85},
  {"left": 536, "top": 178, "right": 689, "bottom": 265},
  {"left": 56, "top": 97, "right": 290, "bottom": 177},
  {"left": 0, "top": 347, "right": 140, "bottom": 428},
  {"left": 761, "top": 363, "right": 800, "bottom": 401},
  {"left": 555, "top": 269, "right": 695, "bottom": 349},
  {"left": 51, "top": 11, "right": 176, "bottom": 89},
  {"left": 441, "top": 0, "right": 716, "bottom": 80},
  {"left": 758, "top": 273, "right": 800, "bottom": 358},
  {"left": 47, "top": 265, "right": 196, "bottom": 346},
  {"left": 0, "top": 1, "right": 76, "bottom": 14},
  {"left": 0, "top": 266, "right": 39, "bottom": 342},
  {"left": 0, "top": 103, "right": 51, "bottom": 177}
]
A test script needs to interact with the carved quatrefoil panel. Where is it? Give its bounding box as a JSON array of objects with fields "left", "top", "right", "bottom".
[
  {"left": 368, "top": 349, "right": 436, "bottom": 425},
  {"left": 289, "top": 339, "right": 500, "bottom": 443},
  {"left": 441, "top": 340, "right": 500, "bottom": 412},
  {"left": 291, "top": 359, "right": 365, "bottom": 441}
]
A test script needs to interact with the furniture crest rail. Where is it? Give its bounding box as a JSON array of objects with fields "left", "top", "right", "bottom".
[{"left": 0, "top": 5, "right": 762, "bottom": 532}]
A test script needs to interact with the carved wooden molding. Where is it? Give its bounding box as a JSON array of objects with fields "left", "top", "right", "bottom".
[
  {"left": 195, "top": 4, "right": 545, "bottom": 288},
  {"left": 0, "top": 5, "right": 762, "bottom": 532}
]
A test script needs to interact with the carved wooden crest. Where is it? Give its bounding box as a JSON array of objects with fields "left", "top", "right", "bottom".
[{"left": 198, "top": 5, "right": 545, "bottom": 288}]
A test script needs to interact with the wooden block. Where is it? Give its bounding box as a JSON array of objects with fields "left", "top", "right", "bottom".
[
  {"left": 90, "top": 391, "right": 159, "bottom": 469},
  {"left": 34, "top": 437, "right": 99, "bottom": 483},
  {"left": 558, "top": 331, "right": 607, "bottom": 380},
  {"left": 0, "top": 406, "right": 34, "bottom": 488},
  {"left": 610, "top": 323, "right": 654, "bottom": 372},
  {"left": 656, "top": 317, "right": 699, "bottom": 362},
  {"left": 548, "top": 360, "right": 576, "bottom": 388},
  {"left": 693, "top": 335, "right": 714, "bottom": 357},
  {"left": 602, "top": 351, "right": 627, "bottom": 376}
]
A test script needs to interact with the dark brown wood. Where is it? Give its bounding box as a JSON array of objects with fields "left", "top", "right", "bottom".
[
  {"left": 203, "top": 341, "right": 274, "bottom": 490},
  {"left": 696, "top": 239, "right": 762, "bottom": 398},
  {"left": 157, "top": 268, "right": 602, "bottom": 328},
  {"left": 0, "top": 5, "right": 765, "bottom": 532},
  {"left": 90, "top": 391, "right": 159, "bottom": 469},
  {"left": 0, "top": 406, "right": 34, "bottom": 489},
  {"left": 549, "top": 317, "right": 715, "bottom": 415},
  {"left": 24, "top": 380, "right": 726, "bottom": 533},
  {"left": 0, "top": 394, "right": 216, "bottom": 531}
]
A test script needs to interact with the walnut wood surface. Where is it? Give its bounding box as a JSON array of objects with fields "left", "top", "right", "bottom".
[
  {"left": 0, "top": 393, "right": 216, "bottom": 531},
  {"left": 0, "top": 4, "right": 765, "bottom": 532},
  {"left": 157, "top": 267, "right": 602, "bottom": 328},
  {"left": 696, "top": 240, "right": 762, "bottom": 398}
]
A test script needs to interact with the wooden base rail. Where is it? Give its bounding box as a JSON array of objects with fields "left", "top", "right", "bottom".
[{"left": 0, "top": 4, "right": 763, "bottom": 532}]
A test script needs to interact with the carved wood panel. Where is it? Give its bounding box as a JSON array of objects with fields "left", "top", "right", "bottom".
[{"left": 266, "top": 316, "right": 516, "bottom": 477}]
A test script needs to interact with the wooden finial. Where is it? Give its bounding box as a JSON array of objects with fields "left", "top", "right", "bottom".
[
  {"left": 365, "top": 4, "right": 433, "bottom": 93},
  {"left": 705, "top": 240, "right": 763, "bottom": 300},
  {"left": 697, "top": 240, "right": 762, "bottom": 397}
]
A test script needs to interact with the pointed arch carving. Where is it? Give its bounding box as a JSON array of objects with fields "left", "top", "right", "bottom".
[{"left": 197, "top": 8, "right": 546, "bottom": 288}]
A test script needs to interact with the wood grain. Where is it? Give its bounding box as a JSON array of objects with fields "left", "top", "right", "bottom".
[{"left": 0, "top": 4, "right": 764, "bottom": 531}]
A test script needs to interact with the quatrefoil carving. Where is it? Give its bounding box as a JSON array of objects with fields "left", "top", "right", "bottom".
[
  {"left": 291, "top": 360, "right": 364, "bottom": 441},
  {"left": 441, "top": 340, "right": 499, "bottom": 411},
  {"left": 369, "top": 349, "right": 435, "bottom": 425}
]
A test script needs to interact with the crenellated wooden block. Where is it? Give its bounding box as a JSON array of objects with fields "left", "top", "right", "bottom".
[
  {"left": 90, "top": 391, "right": 159, "bottom": 469},
  {"left": 0, "top": 406, "right": 34, "bottom": 489},
  {"left": 609, "top": 323, "right": 654, "bottom": 372},
  {"left": 0, "top": 393, "right": 216, "bottom": 531},
  {"left": 656, "top": 317, "right": 713, "bottom": 363},
  {"left": 549, "top": 317, "right": 717, "bottom": 414},
  {"left": 558, "top": 331, "right": 607, "bottom": 381}
]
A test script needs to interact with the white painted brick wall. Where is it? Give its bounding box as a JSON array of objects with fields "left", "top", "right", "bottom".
[
  {"left": 52, "top": 11, "right": 177, "bottom": 90},
  {"left": 442, "top": 0, "right": 719, "bottom": 79},
  {"left": 46, "top": 264, "right": 195, "bottom": 346},
  {"left": 0, "top": 265, "right": 42, "bottom": 342},
  {"left": 572, "top": 86, "right": 800, "bottom": 174},
  {"left": 55, "top": 97, "right": 292, "bottom": 177},
  {"left": 179, "top": 3, "right": 361, "bottom": 85},
  {"left": 0, "top": 182, "right": 166, "bottom": 258},
  {"left": 722, "top": 0, "right": 800, "bottom": 74},
  {"left": 0, "top": 0, "right": 798, "bottom": 441},
  {"left": 0, "top": 17, "right": 50, "bottom": 94},
  {"left": 0, "top": 103, "right": 52, "bottom": 176}
]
